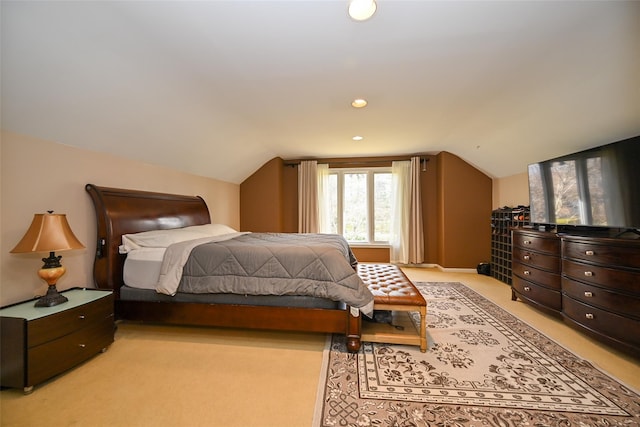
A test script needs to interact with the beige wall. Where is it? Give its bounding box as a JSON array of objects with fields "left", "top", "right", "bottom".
[
  {"left": 1, "top": 131, "right": 240, "bottom": 306},
  {"left": 493, "top": 172, "right": 529, "bottom": 209}
]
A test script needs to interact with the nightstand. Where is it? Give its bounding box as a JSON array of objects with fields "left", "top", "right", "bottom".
[{"left": 0, "top": 288, "right": 114, "bottom": 393}]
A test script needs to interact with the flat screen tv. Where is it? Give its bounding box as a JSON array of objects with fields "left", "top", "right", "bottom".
[{"left": 527, "top": 135, "right": 640, "bottom": 230}]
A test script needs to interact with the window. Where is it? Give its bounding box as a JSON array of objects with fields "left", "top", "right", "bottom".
[{"left": 322, "top": 168, "right": 392, "bottom": 244}]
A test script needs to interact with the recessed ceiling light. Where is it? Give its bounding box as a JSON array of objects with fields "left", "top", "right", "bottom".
[
  {"left": 352, "top": 135, "right": 364, "bottom": 141},
  {"left": 348, "top": 0, "right": 377, "bottom": 21},
  {"left": 351, "top": 98, "right": 368, "bottom": 108}
]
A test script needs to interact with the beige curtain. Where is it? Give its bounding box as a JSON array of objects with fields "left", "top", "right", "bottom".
[
  {"left": 298, "top": 160, "right": 319, "bottom": 233},
  {"left": 408, "top": 156, "right": 424, "bottom": 263},
  {"left": 317, "top": 164, "right": 331, "bottom": 233},
  {"left": 390, "top": 157, "right": 424, "bottom": 264}
]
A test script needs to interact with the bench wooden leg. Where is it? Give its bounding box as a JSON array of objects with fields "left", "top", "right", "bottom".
[{"left": 419, "top": 305, "right": 427, "bottom": 352}]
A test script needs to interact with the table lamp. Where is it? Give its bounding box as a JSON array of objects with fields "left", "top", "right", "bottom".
[{"left": 10, "top": 211, "right": 85, "bottom": 307}]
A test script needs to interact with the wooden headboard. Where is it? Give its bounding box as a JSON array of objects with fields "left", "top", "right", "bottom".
[{"left": 85, "top": 184, "right": 211, "bottom": 295}]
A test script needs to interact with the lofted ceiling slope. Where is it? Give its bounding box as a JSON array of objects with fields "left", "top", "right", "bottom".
[{"left": 2, "top": 1, "right": 639, "bottom": 184}]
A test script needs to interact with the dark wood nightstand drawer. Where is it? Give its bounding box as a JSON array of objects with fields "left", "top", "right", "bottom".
[
  {"left": 513, "top": 276, "right": 561, "bottom": 311},
  {"left": 512, "top": 232, "right": 560, "bottom": 254},
  {"left": 28, "top": 316, "right": 114, "bottom": 385},
  {"left": 513, "top": 247, "right": 561, "bottom": 272},
  {"left": 513, "top": 261, "right": 561, "bottom": 289},
  {"left": 562, "top": 259, "right": 640, "bottom": 293},
  {"left": 562, "top": 296, "right": 640, "bottom": 347},
  {"left": 28, "top": 295, "right": 113, "bottom": 347}
]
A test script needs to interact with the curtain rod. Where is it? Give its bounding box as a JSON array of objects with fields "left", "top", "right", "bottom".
[{"left": 284, "top": 156, "right": 430, "bottom": 167}]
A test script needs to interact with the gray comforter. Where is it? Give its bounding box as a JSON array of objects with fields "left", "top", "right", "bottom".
[{"left": 176, "top": 233, "right": 374, "bottom": 315}]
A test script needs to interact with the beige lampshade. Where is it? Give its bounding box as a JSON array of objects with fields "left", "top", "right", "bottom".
[{"left": 10, "top": 213, "right": 85, "bottom": 254}]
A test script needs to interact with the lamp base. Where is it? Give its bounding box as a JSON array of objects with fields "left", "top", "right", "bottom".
[{"left": 35, "top": 285, "right": 68, "bottom": 307}]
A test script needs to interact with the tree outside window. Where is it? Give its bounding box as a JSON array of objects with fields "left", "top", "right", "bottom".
[{"left": 322, "top": 168, "right": 391, "bottom": 244}]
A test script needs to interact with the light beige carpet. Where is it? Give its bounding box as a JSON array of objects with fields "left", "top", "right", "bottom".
[
  {"left": 0, "top": 324, "right": 326, "bottom": 427},
  {"left": 313, "top": 282, "right": 640, "bottom": 426}
]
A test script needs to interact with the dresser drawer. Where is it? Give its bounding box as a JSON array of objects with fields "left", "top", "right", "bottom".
[
  {"left": 28, "top": 316, "right": 114, "bottom": 385},
  {"left": 562, "top": 277, "right": 640, "bottom": 319},
  {"left": 562, "top": 259, "right": 640, "bottom": 293},
  {"left": 513, "top": 247, "right": 561, "bottom": 272},
  {"left": 562, "top": 296, "right": 640, "bottom": 347},
  {"left": 513, "top": 276, "right": 561, "bottom": 310},
  {"left": 28, "top": 295, "right": 114, "bottom": 347},
  {"left": 513, "top": 261, "right": 561, "bottom": 290},
  {"left": 512, "top": 231, "right": 560, "bottom": 254},
  {"left": 562, "top": 239, "right": 640, "bottom": 268}
]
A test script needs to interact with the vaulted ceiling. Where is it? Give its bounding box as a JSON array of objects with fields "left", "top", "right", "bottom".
[{"left": 2, "top": 1, "right": 639, "bottom": 184}]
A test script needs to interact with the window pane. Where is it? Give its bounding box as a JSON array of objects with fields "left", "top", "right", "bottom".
[
  {"left": 374, "top": 172, "right": 392, "bottom": 242},
  {"left": 343, "top": 173, "right": 367, "bottom": 242},
  {"left": 327, "top": 173, "right": 338, "bottom": 234}
]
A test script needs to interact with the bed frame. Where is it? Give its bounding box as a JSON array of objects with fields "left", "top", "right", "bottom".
[{"left": 85, "top": 184, "right": 362, "bottom": 352}]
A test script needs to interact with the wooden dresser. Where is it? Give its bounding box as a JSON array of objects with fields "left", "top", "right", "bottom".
[
  {"left": 511, "top": 229, "right": 561, "bottom": 315},
  {"left": 561, "top": 235, "right": 640, "bottom": 357}
]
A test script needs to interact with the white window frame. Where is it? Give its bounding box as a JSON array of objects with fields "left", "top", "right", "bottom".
[{"left": 327, "top": 167, "right": 391, "bottom": 247}]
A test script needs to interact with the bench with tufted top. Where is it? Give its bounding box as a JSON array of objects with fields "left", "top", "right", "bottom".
[{"left": 358, "top": 263, "right": 427, "bottom": 352}]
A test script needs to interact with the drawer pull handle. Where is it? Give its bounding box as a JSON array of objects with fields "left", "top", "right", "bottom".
[
  {"left": 524, "top": 270, "right": 531, "bottom": 275},
  {"left": 523, "top": 240, "right": 532, "bottom": 245},
  {"left": 79, "top": 344, "right": 86, "bottom": 348},
  {"left": 585, "top": 250, "right": 595, "bottom": 256},
  {"left": 585, "top": 313, "right": 594, "bottom": 320},
  {"left": 523, "top": 286, "right": 531, "bottom": 292},
  {"left": 78, "top": 315, "right": 86, "bottom": 320},
  {"left": 584, "top": 271, "right": 593, "bottom": 277},
  {"left": 584, "top": 291, "right": 593, "bottom": 297},
  {"left": 523, "top": 255, "right": 531, "bottom": 261}
]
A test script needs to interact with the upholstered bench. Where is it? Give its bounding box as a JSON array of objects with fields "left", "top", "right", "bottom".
[{"left": 358, "top": 263, "right": 427, "bottom": 352}]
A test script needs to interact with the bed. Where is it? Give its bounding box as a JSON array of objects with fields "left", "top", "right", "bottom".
[{"left": 85, "top": 184, "right": 371, "bottom": 352}]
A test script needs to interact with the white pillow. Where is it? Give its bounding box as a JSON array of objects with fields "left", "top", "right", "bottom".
[
  {"left": 120, "top": 223, "right": 238, "bottom": 253},
  {"left": 182, "top": 223, "right": 237, "bottom": 236}
]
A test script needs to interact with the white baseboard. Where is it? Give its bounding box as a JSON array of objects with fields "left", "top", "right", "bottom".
[
  {"left": 395, "top": 263, "right": 478, "bottom": 274},
  {"left": 436, "top": 266, "right": 478, "bottom": 274}
]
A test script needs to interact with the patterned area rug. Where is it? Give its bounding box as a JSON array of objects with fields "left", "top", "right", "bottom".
[{"left": 314, "top": 282, "right": 640, "bottom": 427}]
